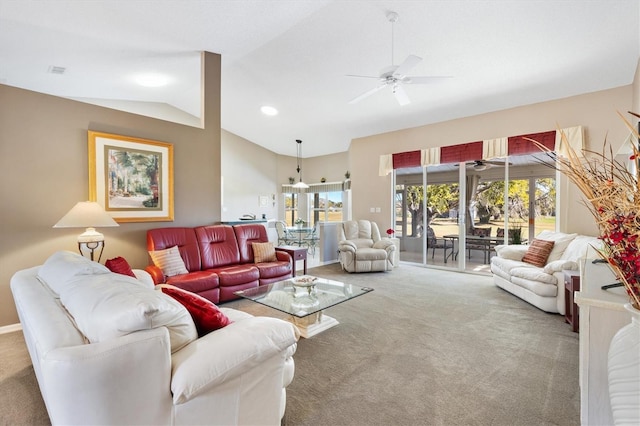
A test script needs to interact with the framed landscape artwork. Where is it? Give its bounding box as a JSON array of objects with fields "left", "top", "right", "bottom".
[{"left": 88, "top": 131, "right": 174, "bottom": 222}]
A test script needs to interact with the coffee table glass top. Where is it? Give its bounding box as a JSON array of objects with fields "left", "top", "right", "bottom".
[{"left": 234, "top": 276, "right": 373, "bottom": 318}]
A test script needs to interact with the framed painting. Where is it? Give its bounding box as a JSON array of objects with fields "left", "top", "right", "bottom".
[{"left": 88, "top": 131, "right": 174, "bottom": 222}]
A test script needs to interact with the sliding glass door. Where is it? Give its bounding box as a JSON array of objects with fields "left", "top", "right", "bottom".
[{"left": 393, "top": 153, "right": 556, "bottom": 274}]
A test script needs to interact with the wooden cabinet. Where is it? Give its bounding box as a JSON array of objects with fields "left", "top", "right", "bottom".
[
  {"left": 576, "top": 259, "right": 632, "bottom": 426},
  {"left": 563, "top": 269, "right": 581, "bottom": 332}
]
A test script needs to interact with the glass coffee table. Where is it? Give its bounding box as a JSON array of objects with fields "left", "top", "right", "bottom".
[{"left": 235, "top": 276, "right": 373, "bottom": 338}]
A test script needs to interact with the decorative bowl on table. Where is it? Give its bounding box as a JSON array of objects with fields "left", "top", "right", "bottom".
[{"left": 292, "top": 275, "right": 318, "bottom": 287}]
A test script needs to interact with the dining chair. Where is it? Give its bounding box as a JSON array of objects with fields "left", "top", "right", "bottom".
[
  {"left": 275, "top": 221, "right": 296, "bottom": 246},
  {"left": 426, "top": 225, "right": 448, "bottom": 261},
  {"left": 467, "top": 227, "right": 492, "bottom": 262}
]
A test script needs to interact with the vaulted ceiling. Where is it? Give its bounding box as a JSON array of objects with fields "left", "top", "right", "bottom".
[{"left": 1, "top": 0, "right": 638, "bottom": 158}]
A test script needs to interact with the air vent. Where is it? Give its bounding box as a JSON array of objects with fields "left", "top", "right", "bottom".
[{"left": 47, "top": 66, "right": 66, "bottom": 75}]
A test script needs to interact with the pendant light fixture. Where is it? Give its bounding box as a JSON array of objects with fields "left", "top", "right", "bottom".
[{"left": 293, "top": 139, "right": 309, "bottom": 189}]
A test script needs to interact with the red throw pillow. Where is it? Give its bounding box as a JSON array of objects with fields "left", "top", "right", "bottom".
[
  {"left": 157, "top": 284, "right": 232, "bottom": 336},
  {"left": 521, "top": 239, "right": 555, "bottom": 267},
  {"left": 105, "top": 256, "right": 136, "bottom": 277}
]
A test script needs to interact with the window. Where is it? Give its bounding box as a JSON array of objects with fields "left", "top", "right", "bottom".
[{"left": 311, "top": 191, "right": 342, "bottom": 225}]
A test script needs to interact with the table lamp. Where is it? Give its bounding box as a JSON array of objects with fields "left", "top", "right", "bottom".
[{"left": 53, "top": 201, "right": 119, "bottom": 262}]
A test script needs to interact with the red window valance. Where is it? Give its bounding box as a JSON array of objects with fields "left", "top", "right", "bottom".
[
  {"left": 508, "top": 131, "right": 556, "bottom": 155},
  {"left": 440, "top": 141, "right": 483, "bottom": 164},
  {"left": 392, "top": 150, "right": 421, "bottom": 169}
]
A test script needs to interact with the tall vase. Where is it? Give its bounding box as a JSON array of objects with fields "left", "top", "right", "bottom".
[{"left": 608, "top": 303, "right": 640, "bottom": 425}]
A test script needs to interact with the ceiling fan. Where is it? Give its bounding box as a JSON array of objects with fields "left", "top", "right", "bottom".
[
  {"left": 347, "top": 11, "right": 451, "bottom": 106},
  {"left": 456, "top": 160, "right": 512, "bottom": 171}
]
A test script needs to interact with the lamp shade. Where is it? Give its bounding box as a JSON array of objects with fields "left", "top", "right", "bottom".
[{"left": 54, "top": 202, "right": 119, "bottom": 229}]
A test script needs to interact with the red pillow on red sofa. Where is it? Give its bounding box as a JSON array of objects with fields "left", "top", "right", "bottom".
[
  {"left": 157, "top": 284, "right": 232, "bottom": 337},
  {"left": 105, "top": 256, "right": 136, "bottom": 277}
]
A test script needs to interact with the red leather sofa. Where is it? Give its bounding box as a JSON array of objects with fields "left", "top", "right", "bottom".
[{"left": 146, "top": 224, "right": 292, "bottom": 303}]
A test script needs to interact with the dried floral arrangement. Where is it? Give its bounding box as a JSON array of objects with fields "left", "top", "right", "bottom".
[{"left": 534, "top": 111, "right": 640, "bottom": 309}]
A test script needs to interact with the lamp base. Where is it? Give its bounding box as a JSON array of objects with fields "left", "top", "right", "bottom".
[{"left": 78, "top": 241, "right": 105, "bottom": 262}]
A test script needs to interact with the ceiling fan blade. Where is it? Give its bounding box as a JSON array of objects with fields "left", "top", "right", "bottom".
[
  {"left": 345, "top": 74, "right": 382, "bottom": 79},
  {"left": 403, "top": 75, "right": 453, "bottom": 84},
  {"left": 348, "top": 84, "right": 387, "bottom": 104},
  {"left": 394, "top": 54, "right": 422, "bottom": 77},
  {"left": 392, "top": 85, "right": 410, "bottom": 106}
]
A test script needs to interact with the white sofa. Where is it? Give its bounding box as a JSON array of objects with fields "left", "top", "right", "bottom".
[
  {"left": 490, "top": 231, "right": 602, "bottom": 314},
  {"left": 337, "top": 220, "right": 396, "bottom": 273},
  {"left": 10, "top": 251, "right": 298, "bottom": 425}
]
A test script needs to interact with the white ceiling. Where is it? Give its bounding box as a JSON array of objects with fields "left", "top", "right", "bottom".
[{"left": 1, "top": 0, "right": 638, "bottom": 158}]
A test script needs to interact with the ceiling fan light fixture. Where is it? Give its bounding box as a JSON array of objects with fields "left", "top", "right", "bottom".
[{"left": 473, "top": 163, "right": 487, "bottom": 171}]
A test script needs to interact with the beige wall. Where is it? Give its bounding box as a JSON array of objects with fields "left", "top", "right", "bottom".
[
  {"left": 349, "top": 85, "right": 637, "bottom": 236},
  {"left": 221, "top": 129, "right": 279, "bottom": 221},
  {"left": 0, "top": 52, "right": 222, "bottom": 327}
]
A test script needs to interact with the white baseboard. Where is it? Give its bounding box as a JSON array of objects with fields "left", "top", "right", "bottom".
[{"left": 0, "top": 323, "right": 22, "bottom": 334}]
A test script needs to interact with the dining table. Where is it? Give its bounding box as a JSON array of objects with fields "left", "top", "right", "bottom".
[
  {"left": 287, "top": 226, "right": 313, "bottom": 246},
  {"left": 442, "top": 234, "right": 526, "bottom": 264}
]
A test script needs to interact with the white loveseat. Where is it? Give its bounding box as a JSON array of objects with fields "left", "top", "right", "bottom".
[
  {"left": 10, "top": 251, "right": 298, "bottom": 425},
  {"left": 490, "top": 231, "right": 602, "bottom": 314}
]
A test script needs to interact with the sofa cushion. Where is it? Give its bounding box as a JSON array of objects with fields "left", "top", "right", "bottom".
[
  {"left": 522, "top": 239, "right": 555, "bottom": 267},
  {"left": 195, "top": 225, "right": 241, "bottom": 268},
  {"left": 561, "top": 235, "right": 603, "bottom": 261},
  {"left": 233, "top": 224, "right": 270, "bottom": 264},
  {"left": 535, "top": 231, "right": 578, "bottom": 262},
  {"left": 252, "top": 242, "right": 276, "bottom": 263},
  {"left": 105, "top": 256, "right": 136, "bottom": 277},
  {"left": 510, "top": 275, "right": 558, "bottom": 297},
  {"left": 490, "top": 256, "right": 537, "bottom": 280},
  {"left": 58, "top": 273, "right": 197, "bottom": 353},
  {"left": 210, "top": 265, "right": 260, "bottom": 286},
  {"left": 147, "top": 227, "right": 202, "bottom": 272},
  {"left": 355, "top": 247, "right": 388, "bottom": 261},
  {"left": 351, "top": 238, "right": 375, "bottom": 249},
  {"left": 149, "top": 246, "right": 189, "bottom": 277},
  {"left": 38, "top": 250, "right": 110, "bottom": 296},
  {"left": 510, "top": 266, "right": 558, "bottom": 285},
  {"left": 256, "top": 261, "right": 292, "bottom": 279},
  {"left": 166, "top": 270, "right": 220, "bottom": 293},
  {"left": 157, "top": 284, "right": 231, "bottom": 337}
]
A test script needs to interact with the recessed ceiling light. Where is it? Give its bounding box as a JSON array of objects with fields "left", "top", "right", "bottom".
[
  {"left": 261, "top": 105, "right": 278, "bottom": 116},
  {"left": 48, "top": 65, "right": 66, "bottom": 75},
  {"left": 134, "top": 73, "right": 170, "bottom": 87}
]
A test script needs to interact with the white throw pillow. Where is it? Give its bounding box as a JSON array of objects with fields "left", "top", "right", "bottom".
[
  {"left": 535, "top": 231, "right": 578, "bottom": 263},
  {"left": 37, "top": 250, "right": 110, "bottom": 296},
  {"left": 494, "top": 244, "right": 528, "bottom": 261},
  {"left": 59, "top": 272, "right": 197, "bottom": 353},
  {"left": 149, "top": 246, "right": 189, "bottom": 277},
  {"left": 543, "top": 259, "right": 579, "bottom": 274}
]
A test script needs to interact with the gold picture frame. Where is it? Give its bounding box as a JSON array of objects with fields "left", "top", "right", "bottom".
[{"left": 88, "top": 131, "right": 174, "bottom": 222}]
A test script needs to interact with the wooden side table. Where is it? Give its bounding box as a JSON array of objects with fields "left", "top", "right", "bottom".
[
  {"left": 276, "top": 245, "right": 307, "bottom": 277},
  {"left": 563, "top": 269, "right": 580, "bottom": 332}
]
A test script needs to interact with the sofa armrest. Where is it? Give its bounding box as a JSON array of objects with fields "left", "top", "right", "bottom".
[
  {"left": 275, "top": 250, "right": 292, "bottom": 263},
  {"left": 373, "top": 239, "right": 395, "bottom": 252},
  {"left": 338, "top": 240, "right": 357, "bottom": 253},
  {"left": 171, "top": 316, "right": 299, "bottom": 404},
  {"left": 41, "top": 328, "right": 173, "bottom": 425},
  {"left": 132, "top": 269, "right": 155, "bottom": 288},
  {"left": 145, "top": 265, "right": 166, "bottom": 284}
]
